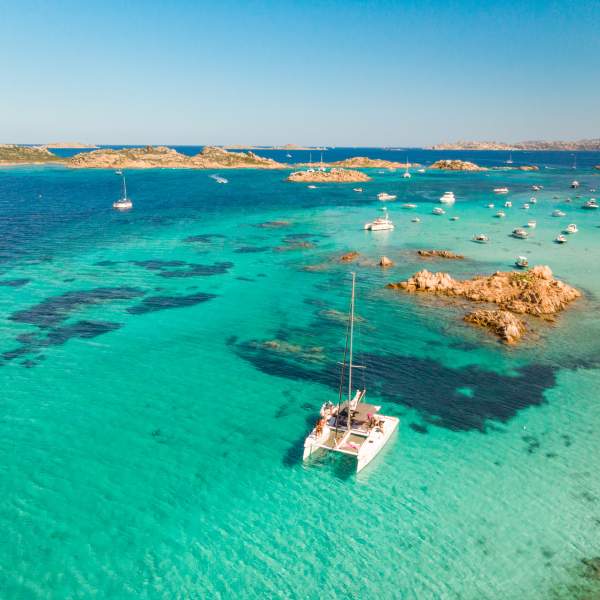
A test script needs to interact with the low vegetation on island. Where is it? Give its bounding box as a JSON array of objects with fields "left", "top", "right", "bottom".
[
  {"left": 428, "top": 159, "right": 486, "bottom": 171},
  {"left": 387, "top": 265, "right": 580, "bottom": 344},
  {"left": 432, "top": 138, "right": 600, "bottom": 151}
]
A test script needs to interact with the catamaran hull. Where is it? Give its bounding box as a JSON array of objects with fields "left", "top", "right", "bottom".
[{"left": 356, "top": 416, "right": 399, "bottom": 472}]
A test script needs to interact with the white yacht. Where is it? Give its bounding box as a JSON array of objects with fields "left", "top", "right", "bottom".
[
  {"left": 402, "top": 203, "right": 417, "bottom": 209},
  {"left": 495, "top": 210, "right": 506, "bottom": 218},
  {"left": 564, "top": 224, "right": 578, "bottom": 234},
  {"left": 450, "top": 216, "right": 460, "bottom": 221},
  {"left": 530, "top": 197, "right": 537, "bottom": 204},
  {"left": 493, "top": 187, "right": 509, "bottom": 194},
  {"left": 555, "top": 234, "right": 567, "bottom": 244},
  {"left": 527, "top": 220, "right": 537, "bottom": 228},
  {"left": 112, "top": 170, "right": 132, "bottom": 210},
  {"left": 417, "top": 168, "right": 426, "bottom": 173},
  {"left": 487, "top": 203, "right": 495, "bottom": 208},
  {"left": 504, "top": 201, "right": 513, "bottom": 208},
  {"left": 583, "top": 199, "right": 599, "bottom": 209},
  {"left": 522, "top": 203, "right": 530, "bottom": 210},
  {"left": 303, "top": 274, "right": 399, "bottom": 473},
  {"left": 571, "top": 180, "right": 580, "bottom": 189},
  {"left": 552, "top": 210, "right": 566, "bottom": 217},
  {"left": 412, "top": 217, "right": 421, "bottom": 223},
  {"left": 532, "top": 185, "right": 543, "bottom": 191},
  {"left": 515, "top": 256, "right": 529, "bottom": 268},
  {"left": 364, "top": 208, "right": 394, "bottom": 231},
  {"left": 308, "top": 185, "right": 317, "bottom": 189},
  {"left": 473, "top": 234, "right": 489, "bottom": 243},
  {"left": 353, "top": 188, "right": 363, "bottom": 193},
  {"left": 209, "top": 174, "right": 228, "bottom": 184},
  {"left": 377, "top": 192, "right": 397, "bottom": 201},
  {"left": 432, "top": 207, "right": 446, "bottom": 215},
  {"left": 439, "top": 191, "right": 456, "bottom": 204},
  {"left": 512, "top": 228, "right": 529, "bottom": 239}
]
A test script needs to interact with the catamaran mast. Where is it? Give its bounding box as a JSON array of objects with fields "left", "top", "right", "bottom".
[
  {"left": 122, "top": 173, "right": 127, "bottom": 199},
  {"left": 347, "top": 272, "right": 355, "bottom": 430}
]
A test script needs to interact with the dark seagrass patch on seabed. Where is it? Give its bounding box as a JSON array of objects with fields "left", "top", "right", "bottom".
[
  {"left": 233, "top": 246, "right": 270, "bottom": 254},
  {"left": 183, "top": 234, "right": 226, "bottom": 243},
  {"left": 234, "top": 339, "right": 558, "bottom": 432},
  {"left": 127, "top": 292, "right": 217, "bottom": 314},
  {"left": 131, "top": 259, "right": 233, "bottom": 278},
  {"left": 0, "top": 278, "right": 30, "bottom": 287}
]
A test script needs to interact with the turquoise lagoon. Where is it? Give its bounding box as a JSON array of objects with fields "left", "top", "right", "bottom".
[{"left": 1, "top": 153, "right": 600, "bottom": 598}]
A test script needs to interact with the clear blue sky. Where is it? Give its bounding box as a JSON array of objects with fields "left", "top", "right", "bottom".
[{"left": 1, "top": 0, "right": 599, "bottom": 146}]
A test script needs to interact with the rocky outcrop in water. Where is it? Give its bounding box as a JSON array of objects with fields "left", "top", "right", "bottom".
[
  {"left": 68, "top": 145, "right": 286, "bottom": 169},
  {"left": 379, "top": 256, "right": 394, "bottom": 267},
  {"left": 287, "top": 168, "right": 371, "bottom": 183},
  {"left": 418, "top": 250, "right": 464, "bottom": 259},
  {"left": 387, "top": 265, "right": 580, "bottom": 343},
  {"left": 428, "top": 160, "right": 486, "bottom": 171},
  {"left": 0, "top": 144, "right": 63, "bottom": 164},
  {"left": 339, "top": 251, "right": 361, "bottom": 263}
]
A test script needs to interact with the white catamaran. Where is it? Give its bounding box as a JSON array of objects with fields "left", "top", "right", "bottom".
[
  {"left": 112, "top": 170, "right": 132, "bottom": 210},
  {"left": 303, "top": 274, "right": 399, "bottom": 472}
]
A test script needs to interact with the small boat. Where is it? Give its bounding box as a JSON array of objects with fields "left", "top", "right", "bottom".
[
  {"left": 112, "top": 170, "right": 132, "bottom": 210},
  {"left": 530, "top": 197, "right": 537, "bottom": 204},
  {"left": 552, "top": 210, "right": 566, "bottom": 217},
  {"left": 555, "top": 234, "right": 567, "bottom": 244},
  {"left": 532, "top": 185, "right": 542, "bottom": 191},
  {"left": 412, "top": 217, "right": 421, "bottom": 223},
  {"left": 506, "top": 153, "right": 513, "bottom": 165},
  {"left": 353, "top": 188, "right": 363, "bottom": 193},
  {"left": 583, "top": 199, "right": 599, "bottom": 209},
  {"left": 493, "top": 187, "right": 509, "bottom": 194},
  {"left": 210, "top": 174, "right": 228, "bottom": 184},
  {"left": 571, "top": 180, "right": 580, "bottom": 189},
  {"left": 364, "top": 208, "right": 394, "bottom": 231},
  {"left": 504, "top": 201, "right": 512, "bottom": 208},
  {"left": 417, "top": 168, "right": 426, "bottom": 173},
  {"left": 402, "top": 159, "right": 411, "bottom": 179},
  {"left": 450, "top": 216, "right": 460, "bottom": 221},
  {"left": 303, "top": 274, "right": 399, "bottom": 473},
  {"left": 515, "top": 256, "right": 529, "bottom": 269},
  {"left": 512, "top": 228, "right": 529, "bottom": 239},
  {"left": 495, "top": 211, "right": 506, "bottom": 218},
  {"left": 286, "top": 153, "right": 292, "bottom": 158},
  {"left": 439, "top": 191, "right": 456, "bottom": 204},
  {"left": 308, "top": 185, "right": 317, "bottom": 189},
  {"left": 473, "top": 234, "right": 489, "bottom": 243},
  {"left": 432, "top": 207, "right": 446, "bottom": 215},
  {"left": 527, "top": 220, "right": 537, "bottom": 228},
  {"left": 402, "top": 203, "right": 417, "bottom": 209},
  {"left": 377, "top": 192, "right": 397, "bottom": 201},
  {"left": 522, "top": 203, "right": 530, "bottom": 210},
  {"left": 564, "top": 223, "right": 578, "bottom": 234}
]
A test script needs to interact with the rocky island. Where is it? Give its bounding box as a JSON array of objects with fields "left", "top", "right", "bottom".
[
  {"left": 0, "top": 144, "right": 63, "bottom": 165},
  {"left": 433, "top": 138, "right": 600, "bottom": 151},
  {"left": 287, "top": 168, "right": 371, "bottom": 183},
  {"left": 417, "top": 250, "right": 464, "bottom": 259},
  {"left": 428, "top": 159, "right": 486, "bottom": 171},
  {"left": 387, "top": 265, "right": 580, "bottom": 344},
  {"left": 329, "top": 157, "right": 410, "bottom": 169},
  {"left": 43, "top": 142, "right": 98, "bottom": 149},
  {"left": 67, "top": 145, "right": 286, "bottom": 169}
]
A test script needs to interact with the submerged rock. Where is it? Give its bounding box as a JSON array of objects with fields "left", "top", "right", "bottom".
[
  {"left": 417, "top": 250, "right": 464, "bottom": 259},
  {"left": 339, "top": 251, "right": 361, "bottom": 263},
  {"left": 387, "top": 266, "right": 580, "bottom": 343}
]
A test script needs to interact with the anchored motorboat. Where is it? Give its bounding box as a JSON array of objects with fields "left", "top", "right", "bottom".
[
  {"left": 515, "top": 256, "right": 529, "bottom": 269},
  {"left": 504, "top": 201, "right": 512, "bottom": 208},
  {"left": 487, "top": 203, "right": 495, "bottom": 208},
  {"left": 571, "top": 180, "right": 580, "bottom": 189},
  {"left": 493, "top": 187, "right": 509, "bottom": 194},
  {"left": 564, "top": 223, "right": 578, "bottom": 234},
  {"left": 377, "top": 192, "right": 397, "bottom": 201},
  {"left": 402, "top": 203, "right": 417, "bottom": 209},
  {"left": 552, "top": 209, "right": 566, "bottom": 217},
  {"left": 583, "top": 199, "right": 599, "bottom": 209},
  {"left": 530, "top": 197, "right": 537, "bottom": 204},
  {"left": 439, "top": 191, "right": 456, "bottom": 204},
  {"left": 450, "top": 216, "right": 460, "bottom": 221},
  {"left": 473, "top": 234, "right": 489, "bottom": 243},
  {"left": 532, "top": 185, "right": 542, "bottom": 191},
  {"left": 522, "top": 203, "right": 530, "bottom": 210},
  {"left": 112, "top": 170, "right": 132, "bottom": 210},
  {"left": 512, "top": 228, "right": 529, "bottom": 239},
  {"left": 209, "top": 174, "right": 228, "bottom": 184},
  {"left": 364, "top": 208, "right": 394, "bottom": 231},
  {"left": 555, "top": 234, "right": 567, "bottom": 244},
  {"left": 353, "top": 188, "right": 363, "bottom": 193},
  {"left": 527, "top": 220, "right": 537, "bottom": 228},
  {"left": 432, "top": 207, "right": 445, "bottom": 215},
  {"left": 303, "top": 274, "right": 399, "bottom": 473},
  {"left": 495, "top": 211, "right": 506, "bottom": 218},
  {"left": 412, "top": 217, "right": 421, "bottom": 223}
]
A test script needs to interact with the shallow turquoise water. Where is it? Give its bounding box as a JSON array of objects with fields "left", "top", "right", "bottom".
[{"left": 1, "top": 158, "right": 600, "bottom": 598}]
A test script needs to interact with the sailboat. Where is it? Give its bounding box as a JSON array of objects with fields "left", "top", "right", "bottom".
[
  {"left": 402, "top": 156, "right": 411, "bottom": 179},
  {"left": 506, "top": 152, "right": 513, "bottom": 165},
  {"left": 303, "top": 274, "right": 399, "bottom": 473},
  {"left": 112, "top": 170, "right": 132, "bottom": 210}
]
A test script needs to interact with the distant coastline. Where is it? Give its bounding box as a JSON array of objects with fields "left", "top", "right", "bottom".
[
  {"left": 223, "top": 144, "right": 326, "bottom": 151},
  {"left": 432, "top": 138, "right": 600, "bottom": 151}
]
